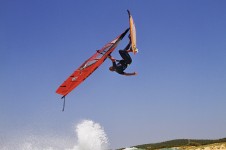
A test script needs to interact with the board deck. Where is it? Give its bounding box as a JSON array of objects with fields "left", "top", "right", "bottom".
[{"left": 127, "top": 10, "right": 138, "bottom": 54}]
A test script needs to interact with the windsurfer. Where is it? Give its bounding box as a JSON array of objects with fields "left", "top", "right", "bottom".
[{"left": 108, "top": 35, "right": 137, "bottom": 76}]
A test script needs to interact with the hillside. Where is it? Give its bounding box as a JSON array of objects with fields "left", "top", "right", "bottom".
[{"left": 118, "top": 138, "right": 226, "bottom": 150}]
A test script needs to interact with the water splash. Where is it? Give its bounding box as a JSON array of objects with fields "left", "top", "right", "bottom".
[
  {"left": 68, "top": 120, "right": 109, "bottom": 150},
  {"left": 1, "top": 119, "right": 109, "bottom": 150}
]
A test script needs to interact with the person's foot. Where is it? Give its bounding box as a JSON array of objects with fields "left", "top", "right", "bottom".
[{"left": 134, "top": 48, "right": 139, "bottom": 53}]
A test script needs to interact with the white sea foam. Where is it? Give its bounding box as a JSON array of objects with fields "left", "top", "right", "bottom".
[
  {"left": 67, "top": 120, "right": 109, "bottom": 150},
  {"left": 1, "top": 119, "right": 109, "bottom": 150},
  {"left": 123, "top": 147, "right": 138, "bottom": 150}
]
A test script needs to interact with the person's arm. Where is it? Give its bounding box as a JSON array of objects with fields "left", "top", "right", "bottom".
[
  {"left": 122, "top": 72, "right": 137, "bottom": 76},
  {"left": 108, "top": 55, "right": 115, "bottom": 62},
  {"left": 108, "top": 55, "right": 117, "bottom": 67}
]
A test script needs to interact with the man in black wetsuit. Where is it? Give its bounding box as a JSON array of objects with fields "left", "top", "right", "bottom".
[{"left": 108, "top": 36, "right": 137, "bottom": 76}]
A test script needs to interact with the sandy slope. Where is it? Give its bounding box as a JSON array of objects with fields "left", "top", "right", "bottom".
[{"left": 177, "top": 142, "right": 226, "bottom": 150}]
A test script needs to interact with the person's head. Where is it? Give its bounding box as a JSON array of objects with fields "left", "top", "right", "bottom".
[{"left": 109, "top": 66, "right": 115, "bottom": 72}]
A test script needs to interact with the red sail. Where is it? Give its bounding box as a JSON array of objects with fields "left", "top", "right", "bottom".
[{"left": 56, "top": 28, "right": 129, "bottom": 97}]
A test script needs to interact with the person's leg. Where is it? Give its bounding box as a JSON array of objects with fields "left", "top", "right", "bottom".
[
  {"left": 126, "top": 49, "right": 133, "bottom": 53},
  {"left": 119, "top": 50, "right": 132, "bottom": 64}
]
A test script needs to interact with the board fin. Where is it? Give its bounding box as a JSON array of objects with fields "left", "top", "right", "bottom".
[{"left": 61, "top": 96, "right": 66, "bottom": 111}]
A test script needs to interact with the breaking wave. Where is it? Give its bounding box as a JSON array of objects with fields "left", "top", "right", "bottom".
[
  {"left": 1, "top": 120, "right": 109, "bottom": 150},
  {"left": 67, "top": 120, "right": 109, "bottom": 150}
]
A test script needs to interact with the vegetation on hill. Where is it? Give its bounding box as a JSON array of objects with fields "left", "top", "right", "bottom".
[{"left": 118, "top": 138, "right": 226, "bottom": 150}]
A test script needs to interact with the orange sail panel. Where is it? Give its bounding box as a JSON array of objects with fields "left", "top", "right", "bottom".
[{"left": 56, "top": 28, "right": 129, "bottom": 97}]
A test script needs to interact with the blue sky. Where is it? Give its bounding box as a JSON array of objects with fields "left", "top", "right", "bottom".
[{"left": 1, "top": 0, "right": 226, "bottom": 149}]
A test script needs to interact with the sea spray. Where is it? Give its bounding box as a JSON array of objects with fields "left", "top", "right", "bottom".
[
  {"left": 1, "top": 119, "right": 109, "bottom": 150},
  {"left": 68, "top": 119, "right": 109, "bottom": 150}
]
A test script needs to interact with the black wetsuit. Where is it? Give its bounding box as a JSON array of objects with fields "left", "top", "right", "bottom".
[{"left": 112, "top": 43, "right": 132, "bottom": 75}]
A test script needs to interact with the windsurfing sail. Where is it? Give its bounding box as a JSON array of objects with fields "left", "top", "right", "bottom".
[
  {"left": 56, "top": 28, "right": 129, "bottom": 98},
  {"left": 127, "top": 10, "right": 138, "bottom": 54}
]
